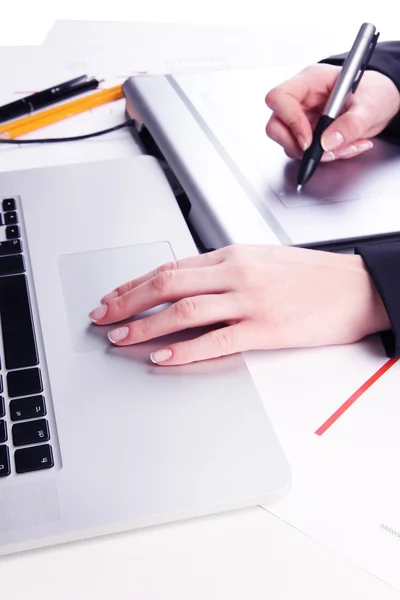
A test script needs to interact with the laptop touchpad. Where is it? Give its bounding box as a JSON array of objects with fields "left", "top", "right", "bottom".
[{"left": 58, "top": 242, "right": 175, "bottom": 353}]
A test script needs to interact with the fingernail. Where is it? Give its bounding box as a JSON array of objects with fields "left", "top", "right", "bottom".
[
  {"left": 336, "top": 140, "right": 373, "bottom": 159},
  {"left": 358, "top": 140, "right": 373, "bottom": 152},
  {"left": 336, "top": 143, "right": 357, "bottom": 158},
  {"left": 89, "top": 304, "right": 108, "bottom": 322},
  {"left": 108, "top": 326, "right": 129, "bottom": 343},
  {"left": 296, "top": 135, "right": 308, "bottom": 152},
  {"left": 101, "top": 290, "right": 118, "bottom": 304},
  {"left": 150, "top": 348, "right": 172, "bottom": 363},
  {"left": 323, "top": 151, "right": 336, "bottom": 161},
  {"left": 321, "top": 131, "right": 344, "bottom": 151}
]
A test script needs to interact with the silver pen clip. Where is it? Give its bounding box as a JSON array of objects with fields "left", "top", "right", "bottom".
[{"left": 351, "top": 31, "right": 380, "bottom": 93}]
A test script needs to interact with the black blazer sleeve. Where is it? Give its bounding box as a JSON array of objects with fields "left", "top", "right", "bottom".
[
  {"left": 320, "top": 40, "right": 400, "bottom": 91},
  {"left": 321, "top": 42, "right": 400, "bottom": 356},
  {"left": 320, "top": 41, "right": 400, "bottom": 139},
  {"left": 354, "top": 242, "right": 400, "bottom": 356}
]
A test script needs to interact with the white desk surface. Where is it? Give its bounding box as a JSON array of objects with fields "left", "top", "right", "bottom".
[{"left": 2, "top": 7, "right": 400, "bottom": 599}]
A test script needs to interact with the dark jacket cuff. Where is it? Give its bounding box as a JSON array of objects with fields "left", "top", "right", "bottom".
[
  {"left": 319, "top": 41, "right": 400, "bottom": 92},
  {"left": 355, "top": 241, "right": 400, "bottom": 357},
  {"left": 320, "top": 41, "right": 400, "bottom": 140}
]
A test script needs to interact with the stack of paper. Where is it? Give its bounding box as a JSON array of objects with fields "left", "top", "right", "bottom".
[
  {"left": 0, "top": 21, "right": 342, "bottom": 172},
  {"left": 0, "top": 45, "right": 146, "bottom": 172}
]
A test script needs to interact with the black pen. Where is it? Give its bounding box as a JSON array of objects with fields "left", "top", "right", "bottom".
[
  {"left": 297, "top": 23, "right": 379, "bottom": 191},
  {"left": 0, "top": 75, "right": 101, "bottom": 124}
]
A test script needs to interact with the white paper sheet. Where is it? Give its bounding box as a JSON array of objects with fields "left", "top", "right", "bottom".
[
  {"left": 241, "top": 336, "right": 400, "bottom": 590},
  {"left": 42, "top": 19, "right": 344, "bottom": 69}
]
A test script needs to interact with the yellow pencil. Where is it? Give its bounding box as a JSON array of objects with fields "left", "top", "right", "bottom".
[{"left": 0, "top": 84, "right": 124, "bottom": 140}]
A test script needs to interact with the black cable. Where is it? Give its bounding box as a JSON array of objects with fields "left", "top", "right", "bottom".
[{"left": 0, "top": 119, "right": 137, "bottom": 144}]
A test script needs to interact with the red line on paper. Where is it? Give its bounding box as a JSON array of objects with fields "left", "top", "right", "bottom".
[{"left": 315, "top": 358, "right": 399, "bottom": 436}]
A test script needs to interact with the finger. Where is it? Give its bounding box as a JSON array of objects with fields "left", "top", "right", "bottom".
[
  {"left": 265, "top": 111, "right": 373, "bottom": 164},
  {"left": 100, "top": 250, "right": 225, "bottom": 304},
  {"left": 90, "top": 265, "right": 227, "bottom": 325},
  {"left": 266, "top": 114, "right": 303, "bottom": 159},
  {"left": 266, "top": 65, "right": 340, "bottom": 110},
  {"left": 148, "top": 322, "right": 251, "bottom": 365},
  {"left": 331, "top": 139, "right": 374, "bottom": 160},
  {"left": 107, "top": 293, "right": 241, "bottom": 345},
  {"left": 320, "top": 139, "right": 374, "bottom": 162},
  {"left": 265, "top": 78, "right": 314, "bottom": 151},
  {"left": 321, "top": 107, "right": 370, "bottom": 152}
]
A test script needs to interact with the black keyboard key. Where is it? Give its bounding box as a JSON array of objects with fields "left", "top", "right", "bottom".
[
  {"left": 0, "top": 397, "right": 4, "bottom": 418},
  {"left": 4, "top": 211, "right": 18, "bottom": 225},
  {"left": 6, "top": 225, "right": 20, "bottom": 240},
  {"left": 2, "top": 198, "right": 15, "bottom": 212},
  {"left": 7, "top": 368, "right": 42, "bottom": 398},
  {"left": 10, "top": 395, "right": 46, "bottom": 421},
  {"left": 0, "top": 375, "right": 2, "bottom": 393},
  {"left": 0, "top": 420, "right": 7, "bottom": 443},
  {"left": 12, "top": 419, "right": 49, "bottom": 447},
  {"left": 0, "top": 239, "right": 22, "bottom": 256},
  {"left": 0, "top": 254, "right": 25, "bottom": 276},
  {"left": 0, "top": 275, "right": 38, "bottom": 370},
  {"left": 0, "top": 445, "right": 11, "bottom": 477},
  {"left": 8, "top": 369, "right": 41, "bottom": 400},
  {"left": 15, "top": 444, "right": 53, "bottom": 474}
]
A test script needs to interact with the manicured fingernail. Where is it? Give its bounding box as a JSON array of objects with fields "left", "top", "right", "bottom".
[
  {"left": 323, "top": 151, "right": 336, "bottom": 161},
  {"left": 321, "top": 131, "right": 344, "bottom": 151},
  {"left": 336, "top": 140, "right": 373, "bottom": 159},
  {"left": 150, "top": 348, "right": 172, "bottom": 363},
  {"left": 336, "top": 143, "right": 357, "bottom": 158},
  {"left": 101, "top": 290, "right": 118, "bottom": 304},
  {"left": 296, "top": 134, "right": 308, "bottom": 151},
  {"left": 108, "top": 326, "right": 129, "bottom": 343},
  {"left": 357, "top": 140, "right": 373, "bottom": 152},
  {"left": 89, "top": 304, "right": 108, "bottom": 322}
]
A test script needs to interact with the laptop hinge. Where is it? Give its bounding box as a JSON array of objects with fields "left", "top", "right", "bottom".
[{"left": 136, "top": 124, "right": 215, "bottom": 254}]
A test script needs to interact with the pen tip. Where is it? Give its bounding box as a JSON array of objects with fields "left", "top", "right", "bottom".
[{"left": 297, "top": 185, "right": 302, "bottom": 192}]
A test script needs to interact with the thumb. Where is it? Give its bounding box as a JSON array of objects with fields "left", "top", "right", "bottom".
[{"left": 321, "top": 108, "right": 369, "bottom": 152}]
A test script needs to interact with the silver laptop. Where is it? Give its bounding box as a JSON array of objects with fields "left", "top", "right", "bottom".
[
  {"left": 123, "top": 68, "right": 400, "bottom": 251},
  {"left": 0, "top": 155, "right": 290, "bottom": 556}
]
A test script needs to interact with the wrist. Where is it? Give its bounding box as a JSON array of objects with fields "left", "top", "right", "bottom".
[
  {"left": 351, "top": 254, "right": 391, "bottom": 336},
  {"left": 376, "top": 71, "right": 400, "bottom": 112}
]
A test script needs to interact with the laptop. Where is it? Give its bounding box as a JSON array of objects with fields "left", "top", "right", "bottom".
[
  {"left": 0, "top": 155, "right": 290, "bottom": 556},
  {"left": 123, "top": 68, "right": 400, "bottom": 252}
]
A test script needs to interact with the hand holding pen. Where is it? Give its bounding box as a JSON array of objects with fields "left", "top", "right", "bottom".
[
  {"left": 265, "top": 25, "right": 400, "bottom": 188},
  {"left": 296, "top": 23, "right": 380, "bottom": 189},
  {"left": 0, "top": 75, "right": 102, "bottom": 123}
]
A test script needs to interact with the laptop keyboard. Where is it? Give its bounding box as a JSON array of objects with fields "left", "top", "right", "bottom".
[{"left": 0, "top": 197, "right": 54, "bottom": 478}]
